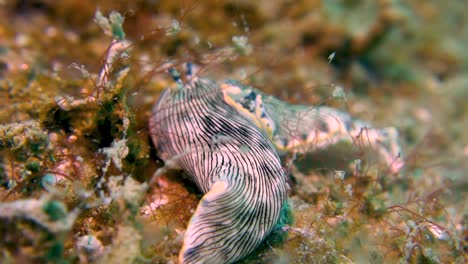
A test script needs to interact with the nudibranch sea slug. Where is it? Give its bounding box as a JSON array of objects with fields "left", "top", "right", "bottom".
[
  {"left": 221, "top": 80, "right": 404, "bottom": 174},
  {"left": 150, "top": 64, "right": 404, "bottom": 263},
  {"left": 149, "top": 66, "right": 288, "bottom": 264}
]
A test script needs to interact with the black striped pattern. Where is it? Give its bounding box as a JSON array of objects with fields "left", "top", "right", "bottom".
[{"left": 150, "top": 78, "right": 287, "bottom": 264}]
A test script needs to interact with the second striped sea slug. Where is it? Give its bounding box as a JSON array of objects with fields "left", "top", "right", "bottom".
[
  {"left": 221, "top": 80, "right": 404, "bottom": 173},
  {"left": 149, "top": 67, "right": 288, "bottom": 264}
]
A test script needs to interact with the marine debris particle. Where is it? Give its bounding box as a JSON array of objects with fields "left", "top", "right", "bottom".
[
  {"left": 0, "top": 196, "right": 79, "bottom": 233},
  {"left": 101, "top": 138, "right": 129, "bottom": 173}
]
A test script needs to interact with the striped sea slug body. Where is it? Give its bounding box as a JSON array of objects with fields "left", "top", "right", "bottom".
[
  {"left": 150, "top": 75, "right": 288, "bottom": 263},
  {"left": 221, "top": 80, "right": 404, "bottom": 173}
]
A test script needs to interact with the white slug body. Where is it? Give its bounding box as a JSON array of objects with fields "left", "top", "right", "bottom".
[{"left": 150, "top": 77, "right": 287, "bottom": 264}]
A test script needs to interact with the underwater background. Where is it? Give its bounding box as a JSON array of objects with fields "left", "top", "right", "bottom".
[{"left": 0, "top": 1, "right": 466, "bottom": 263}]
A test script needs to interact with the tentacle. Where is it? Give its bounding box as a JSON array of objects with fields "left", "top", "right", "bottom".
[{"left": 168, "top": 68, "right": 182, "bottom": 84}]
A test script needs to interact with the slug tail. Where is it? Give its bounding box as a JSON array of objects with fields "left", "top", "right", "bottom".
[{"left": 179, "top": 177, "right": 284, "bottom": 264}]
